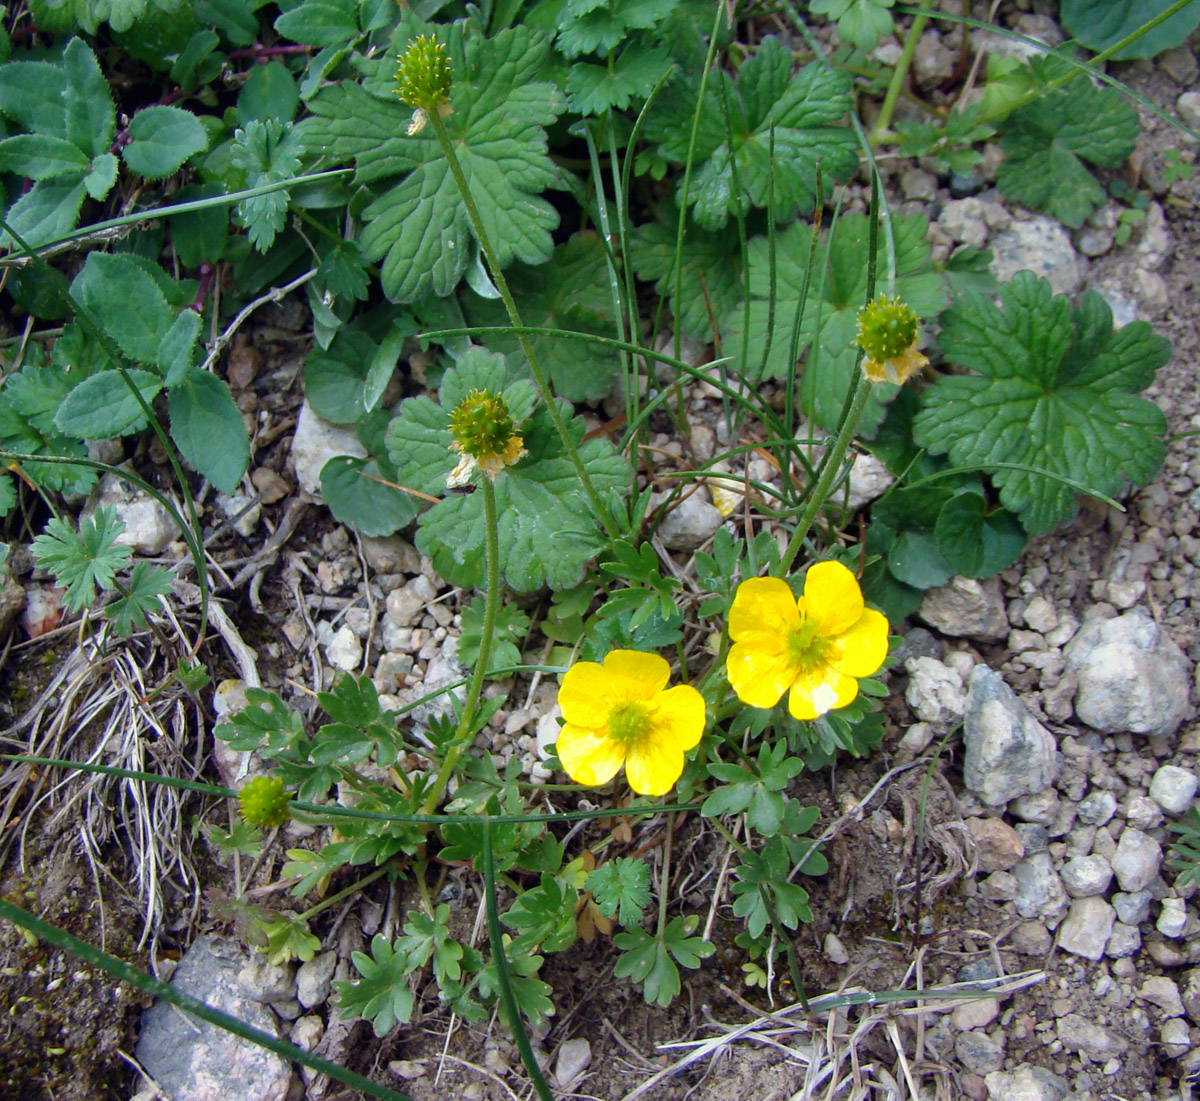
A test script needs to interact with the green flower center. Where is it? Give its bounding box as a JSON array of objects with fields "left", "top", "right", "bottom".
[
  {"left": 449, "top": 389, "right": 516, "bottom": 459},
  {"left": 396, "top": 35, "right": 453, "bottom": 112},
  {"left": 787, "top": 614, "right": 832, "bottom": 672},
  {"left": 608, "top": 700, "right": 652, "bottom": 746},
  {"left": 856, "top": 294, "right": 919, "bottom": 361}
]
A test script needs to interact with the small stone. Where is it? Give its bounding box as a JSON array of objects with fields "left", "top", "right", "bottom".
[
  {"left": 1077, "top": 790, "right": 1118, "bottom": 827},
  {"left": 1110, "top": 827, "right": 1163, "bottom": 892},
  {"left": 823, "top": 933, "right": 849, "bottom": 964},
  {"left": 1150, "top": 765, "right": 1198, "bottom": 815},
  {"left": 1012, "top": 853, "right": 1067, "bottom": 919},
  {"left": 325, "top": 626, "right": 362, "bottom": 671},
  {"left": 1106, "top": 922, "right": 1141, "bottom": 959},
  {"left": 1146, "top": 935, "right": 1189, "bottom": 967},
  {"left": 388, "top": 1060, "right": 428, "bottom": 1081},
  {"left": 919, "top": 576, "right": 1008, "bottom": 640},
  {"left": 656, "top": 488, "right": 722, "bottom": 551},
  {"left": 1160, "top": 46, "right": 1200, "bottom": 86},
  {"left": 905, "top": 656, "right": 968, "bottom": 725},
  {"left": 845, "top": 451, "right": 895, "bottom": 509},
  {"left": 962, "top": 665, "right": 1059, "bottom": 807},
  {"left": 897, "top": 721, "right": 936, "bottom": 756},
  {"left": 1182, "top": 968, "right": 1200, "bottom": 1022},
  {"left": 955, "top": 1029, "right": 1005, "bottom": 1074},
  {"left": 967, "top": 817, "right": 1025, "bottom": 873},
  {"left": 1158, "top": 897, "right": 1189, "bottom": 939},
  {"left": 900, "top": 167, "right": 938, "bottom": 202},
  {"left": 984, "top": 1063, "right": 1069, "bottom": 1101},
  {"left": 291, "top": 401, "right": 367, "bottom": 496},
  {"left": 1161, "top": 1017, "right": 1193, "bottom": 1057},
  {"left": 1178, "top": 91, "right": 1200, "bottom": 133},
  {"left": 989, "top": 217, "right": 1082, "bottom": 298},
  {"left": 950, "top": 997, "right": 999, "bottom": 1031},
  {"left": 238, "top": 954, "right": 295, "bottom": 1004},
  {"left": 1064, "top": 608, "right": 1192, "bottom": 738},
  {"left": 296, "top": 951, "right": 337, "bottom": 1009},
  {"left": 1010, "top": 790, "right": 1058, "bottom": 825},
  {"left": 1057, "top": 1013, "right": 1128, "bottom": 1058},
  {"left": 219, "top": 493, "right": 261, "bottom": 538},
  {"left": 980, "top": 871, "right": 1019, "bottom": 902},
  {"left": 1010, "top": 921, "right": 1053, "bottom": 957},
  {"left": 1058, "top": 897, "right": 1115, "bottom": 960},
  {"left": 1141, "top": 975, "right": 1185, "bottom": 1017},
  {"left": 386, "top": 575, "right": 437, "bottom": 628},
  {"left": 1126, "top": 794, "right": 1164, "bottom": 831},
  {"left": 1014, "top": 823, "right": 1048, "bottom": 855},
  {"left": 290, "top": 1014, "right": 324, "bottom": 1053},
  {"left": 359, "top": 535, "right": 420, "bottom": 575},
  {"left": 251, "top": 467, "right": 290, "bottom": 505},
  {"left": 1022, "top": 596, "right": 1058, "bottom": 634},
  {"left": 1059, "top": 855, "right": 1113, "bottom": 898},
  {"left": 554, "top": 1037, "right": 592, "bottom": 1090},
  {"left": 88, "top": 474, "right": 179, "bottom": 555},
  {"left": 1113, "top": 890, "right": 1153, "bottom": 926}
]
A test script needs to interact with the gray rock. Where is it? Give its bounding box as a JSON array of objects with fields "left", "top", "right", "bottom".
[
  {"left": 1057, "top": 1012, "right": 1128, "bottom": 1058},
  {"left": 1076, "top": 790, "right": 1118, "bottom": 827},
  {"left": 325, "top": 626, "right": 362, "bottom": 672},
  {"left": 984, "top": 1063, "right": 1070, "bottom": 1101},
  {"left": 845, "top": 452, "right": 895, "bottom": 509},
  {"left": 555, "top": 1037, "right": 592, "bottom": 1089},
  {"left": 1060, "top": 855, "right": 1113, "bottom": 899},
  {"left": 1150, "top": 765, "right": 1198, "bottom": 815},
  {"left": 296, "top": 951, "right": 337, "bottom": 1009},
  {"left": 1010, "top": 790, "right": 1058, "bottom": 825},
  {"left": 1162, "top": 1016, "right": 1192, "bottom": 1056},
  {"left": 135, "top": 936, "right": 295, "bottom": 1101},
  {"left": 905, "top": 656, "right": 968, "bottom": 725},
  {"left": 386, "top": 575, "right": 437, "bottom": 628},
  {"left": 955, "top": 1029, "right": 1005, "bottom": 1074},
  {"left": 823, "top": 932, "right": 849, "bottom": 964},
  {"left": 1111, "top": 827, "right": 1163, "bottom": 893},
  {"left": 1126, "top": 794, "right": 1164, "bottom": 831},
  {"left": 989, "top": 218, "right": 1082, "bottom": 298},
  {"left": 980, "top": 870, "right": 1019, "bottom": 902},
  {"left": 291, "top": 401, "right": 367, "bottom": 496},
  {"left": 656, "top": 488, "right": 722, "bottom": 551},
  {"left": 1012, "top": 852, "right": 1067, "bottom": 919},
  {"left": 1058, "top": 897, "right": 1115, "bottom": 960},
  {"left": 962, "top": 665, "right": 1059, "bottom": 807},
  {"left": 1158, "top": 897, "right": 1188, "bottom": 939},
  {"left": 238, "top": 953, "right": 295, "bottom": 1003},
  {"left": 1063, "top": 608, "right": 1191, "bottom": 737},
  {"left": 219, "top": 493, "right": 260, "bottom": 538},
  {"left": 1106, "top": 922, "right": 1141, "bottom": 959},
  {"left": 1179, "top": 91, "right": 1200, "bottom": 134},
  {"left": 1113, "top": 890, "right": 1153, "bottom": 926},
  {"left": 1141, "top": 975, "right": 1185, "bottom": 1017},
  {"left": 1014, "top": 823, "right": 1048, "bottom": 855},
  {"left": 1182, "top": 968, "right": 1200, "bottom": 1022},
  {"left": 900, "top": 167, "right": 938, "bottom": 202},
  {"left": 919, "top": 576, "right": 1008, "bottom": 640},
  {"left": 87, "top": 473, "right": 179, "bottom": 555},
  {"left": 967, "top": 817, "right": 1025, "bottom": 872},
  {"left": 1160, "top": 46, "right": 1199, "bottom": 86}
]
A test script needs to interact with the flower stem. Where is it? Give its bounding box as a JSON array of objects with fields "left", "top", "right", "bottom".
[
  {"left": 428, "top": 111, "right": 618, "bottom": 539},
  {"left": 420, "top": 474, "right": 500, "bottom": 814},
  {"left": 871, "top": 0, "right": 935, "bottom": 143},
  {"left": 777, "top": 368, "right": 872, "bottom": 576}
]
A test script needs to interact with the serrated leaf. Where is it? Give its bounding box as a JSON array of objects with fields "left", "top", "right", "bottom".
[
  {"left": 123, "top": 104, "right": 208, "bottom": 179},
  {"left": 106, "top": 561, "right": 173, "bottom": 636},
  {"left": 934, "top": 491, "right": 1026, "bottom": 578},
  {"left": 458, "top": 594, "right": 530, "bottom": 674},
  {"left": 586, "top": 857, "right": 651, "bottom": 926},
  {"left": 913, "top": 272, "right": 1171, "bottom": 535},
  {"left": 2, "top": 177, "right": 87, "bottom": 248},
  {"left": 462, "top": 231, "right": 620, "bottom": 401},
  {"left": 997, "top": 78, "right": 1139, "bottom": 228},
  {"left": 169, "top": 182, "right": 230, "bottom": 267},
  {"left": 71, "top": 253, "right": 175, "bottom": 364},
  {"left": 565, "top": 43, "right": 670, "bottom": 114},
  {"left": 722, "top": 212, "right": 946, "bottom": 432},
  {"left": 1061, "top": 0, "right": 1200, "bottom": 60},
  {"left": 260, "top": 915, "right": 322, "bottom": 965},
  {"left": 335, "top": 934, "right": 416, "bottom": 1036},
  {"left": 0, "top": 134, "right": 88, "bottom": 179},
  {"left": 168, "top": 367, "right": 250, "bottom": 494},
  {"left": 31, "top": 506, "right": 132, "bottom": 613},
  {"left": 0, "top": 59, "right": 68, "bottom": 138},
  {"left": 63, "top": 38, "right": 115, "bottom": 156},
  {"left": 302, "top": 23, "right": 564, "bottom": 302},
  {"left": 83, "top": 152, "right": 119, "bottom": 201},
  {"left": 56, "top": 369, "right": 163, "bottom": 438},
  {"left": 557, "top": 0, "right": 675, "bottom": 57},
  {"left": 158, "top": 308, "right": 202, "bottom": 385},
  {"left": 229, "top": 118, "right": 303, "bottom": 251},
  {"left": 811, "top": 0, "right": 894, "bottom": 49},
  {"left": 320, "top": 455, "right": 421, "bottom": 536},
  {"left": 275, "top": 0, "right": 362, "bottom": 46}
]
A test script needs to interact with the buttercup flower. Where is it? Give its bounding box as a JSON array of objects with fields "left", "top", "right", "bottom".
[
  {"left": 396, "top": 35, "right": 453, "bottom": 134},
  {"left": 556, "top": 650, "right": 706, "bottom": 797},
  {"left": 727, "top": 561, "right": 888, "bottom": 720},
  {"left": 855, "top": 293, "right": 929, "bottom": 385},
  {"left": 446, "top": 388, "right": 526, "bottom": 487},
  {"left": 238, "top": 775, "right": 292, "bottom": 829}
]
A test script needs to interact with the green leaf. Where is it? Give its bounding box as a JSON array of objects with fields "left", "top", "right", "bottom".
[
  {"left": 106, "top": 561, "right": 173, "bottom": 635},
  {"left": 457, "top": 594, "right": 530, "bottom": 674},
  {"left": 55, "top": 369, "right": 163, "bottom": 438},
  {"left": 168, "top": 367, "right": 250, "bottom": 494},
  {"left": 810, "top": 0, "right": 894, "bottom": 49},
  {"left": 613, "top": 917, "right": 713, "bottom": 1007},
  {"left": 0, "top": 477, "right": 15, "bottom": 519},
  {"left": 886, "top": 529, "right": 952, "bottom": 590},
  {"left": 386, "top": 349, "right": 629, "bottom": 591},
  {"left": 70, "top": 253, "right": 175, "bottom": 364},
  {"left": 259, "top": 914, "right": 321, "bottom": 965},
  {"left": 997, "top": 76, "right": 1139, "bottom": 228},
  {"left": 565, "top": 43, "right": 670, "bottom": 114},
  {"left": 157, "top": 308, "right": 202, "bottom": 385},
  {"left": 364, "top": 319, "right": 415, "bottom": 413},
  {"left": 723, "top": 212, "right": 946, "bottom": 432},
  {"left": 586, "top": 857, "right": 651, "bottom": 926},
  {"left": 302, "top": 22, "right": 564, "bottom": 302},
  {"left": 275, "top": 0, "right": 362, "bottom": 46},
  {"left": 396, "top": 904, "right": 464, "bottom": 986},
  {"left": 2, "top": 177, "right": 87, "bottom": 248},
  {"left": 556, "top": 0, "right": 675, "bottom": 57},
  {"left": 631, "top": 203, "right": 742, "bottom": 343},
  {"left": 645, "top": 39, "right": 857, "bottom": 230},
  {"left": 934, "top": 490, "right": 1026, "bottom": 578},
  {"left": 334, "top": 935, "right": 415, "bottom": 1036},
  {"left": 237, "top": 60, "right": 299, "bottom": 126},
  {"left": 730, "top": 837, "right": 812, "bottom": 940},
  {"left": 320, "top": 455, "right": 421, "bottom": 537},
  {"left": 503, "top": 873, "right": 577, "bottom": 953},
  {"left": 63, "top": 38, "right": 115, "bottom": 156},
  {"left": 229, "top": 119, "right": 303, "bottom": 251},
  {"left": 169, "top": 182, "right": 230, "bottom": 267},
  {"left": 83, "top": 152, "right": 119, "bottom": 201},
  {"left": 123, "top": 104, "right": 208, "bottom": 179},
  {"left": 462, "top": 231, "right": 620, "bottom": 401},
  {"left": 0, "top": 134, "right": 89, "bottom": 179},
  {"left": 31, "top": 505, "right": 133, "bottom": 613},
  {"left": 1060, "top": 0, "right": 1200, "bottom": 59},
  {"left": 0, "top": 59, "right": 68, "bottom": 138},
  {"left": 303, "top": 328, "right": 377, "bottom": 423},
  {"left": 913, "top": 272, "right": 1171, "bottom": 535}
]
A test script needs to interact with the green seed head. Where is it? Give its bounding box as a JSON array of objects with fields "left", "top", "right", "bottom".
[
  {"left": 449, "top": 390, "right": 517, "bottom": 459},
  {"left": 396, "top": 35, "right": 453, "bottom": 114},
  {"left": 855, "top": 294, "right": 919, "bottom": 362},
  {"left": 238, "top": 775, "right": 291, "bottom": 829}
]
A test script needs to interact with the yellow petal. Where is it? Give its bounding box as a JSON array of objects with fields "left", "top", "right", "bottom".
[
  {"left": 729, "top": 577, "right": 798, "bottom": 642},
  {"left": 828, "top": 607, "right": 890, "bottom": 678},
  {"left": 802, "top": 561, "right": 864, "bottom": 638},
  {"left": 624, "top": 738, "right": 684, "bottom": 797},
  {"left": 555, "top": 725, "right": 626, "bottom": 787},
  {"left": 557, "top": 661, "right": 615, "bottom": 728},
  {"left": 727, "top": 634, "right": 797, "bottom": 709},
  {"left": 602, "top": 649, "right": 670, "bottom": 701},
  {"left": 787, "top": 666, "right": 859, "bottom": 721},
  {"left": 648, "top": 685, "right": 706, "bottom": 753}
]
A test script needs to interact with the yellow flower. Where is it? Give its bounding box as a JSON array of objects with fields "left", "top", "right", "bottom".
[
  {"left": 555, "top": 650, "right": 706, "bottom": 796},
  {"left": 727, "top": 561, "right": 888, "bottom": 721},
  {"left": 855, "top": 293, "right": 929, "bottom": 385}
]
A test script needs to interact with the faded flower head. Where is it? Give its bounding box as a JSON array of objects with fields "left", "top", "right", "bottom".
[
  {"left": 727, "top": 561, "right": 889, "bottom": 721},
  {"left": 396, "top": 35, "right": 453, "bottom": 133},
  {"left": 855, "top": 293, "right": 928, "bottom": 385},
  {"left": 238, "top": 775, "right": 292, "bottom": 829},
  {"left": 555, "top": 650, "right": 706, "bottom": 797},
  {"left": 447, "top": 388, "right": 526, "bottom": 487}
]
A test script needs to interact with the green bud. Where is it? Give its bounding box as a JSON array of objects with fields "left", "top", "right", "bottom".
[
  {"left": 449, "top": 390, "right": 517, "bottom": 460},
  {"left": 855, "top": 294, "right": 919, "bottom": 363},
  {"left": 396, "top": 35, "right": 453, "bottom": 114},
  {"left": 238, "top": 775, "right": 292, "bottom": 829}
]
